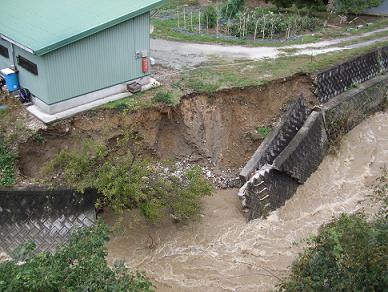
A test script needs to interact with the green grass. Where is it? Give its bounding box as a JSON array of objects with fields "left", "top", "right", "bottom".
[
  {"left": 103, "top": 94, "right": 153, "bottom": 112},
  {"left": 101, "top": 39, "right": 388, "bottom": 113},
  {"left": 0, "top": 139, "right": 16, "bottom": 186},
  {"left": 152, "top": 91, "right": 174, "bottom": 104},
  {"left": 102, "top": 87, "right": 182, "bottom": 111},
  {"left": 175, "top": 40, "right": 388, "bottom": 93},
  {"left": 256, "top": 127, "right": 272, "bottom": 138},
  {"left": 323, "top": 17, "right": 388, "bottom": 39},
  {"left": 157, "top": 0, "right": 199, "bottom": 10}
]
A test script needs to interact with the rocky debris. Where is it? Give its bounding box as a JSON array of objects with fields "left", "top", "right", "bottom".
[
  {"left": 0, "top": 252, "right": 10, "bottom": 263},
  {"left": 157, "top": 158, "right": 241, "bottom": 189}
]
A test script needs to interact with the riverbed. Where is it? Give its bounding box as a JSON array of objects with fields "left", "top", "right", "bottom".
[{"left": 106, "top": 110, "right": 388, "bottom": 291}]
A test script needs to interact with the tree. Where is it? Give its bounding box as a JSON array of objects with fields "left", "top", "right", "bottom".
[
  {"left": 268, "top": 0, "right": 327, "bottom": 10},
  {"left": 279, "top": 213, "right": 388, "bottom": 291},
  {"left": 279, "top": 171, "right": 388, "bottom": 291},
  {"left": 336, "top": 0, "right": 383, "bottom": 14},
  {"left": 42, "top": 136, "right": 213, "bottom": 222}
]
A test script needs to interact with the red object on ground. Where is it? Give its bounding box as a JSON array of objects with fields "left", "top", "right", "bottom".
[{"left": 142, "top": 57, "right": 149, "bottom": 73}]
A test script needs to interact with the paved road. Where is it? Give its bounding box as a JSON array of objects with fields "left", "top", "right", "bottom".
[{"left": 151, "top": 27, "right": 388, "bottom": 70}]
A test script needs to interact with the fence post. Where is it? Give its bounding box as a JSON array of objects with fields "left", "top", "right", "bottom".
[
  {"left": 191, "top": 10, "right": 193, "bottom": 31},
  {"left": 183, "top": 7, "right": 186, "bottom": 29},
  {"left": 198, "top": 9, "right": 201, "bottom": 34},
  {"left": 177, "top": 8, "right": 180, "bottom": 28}
]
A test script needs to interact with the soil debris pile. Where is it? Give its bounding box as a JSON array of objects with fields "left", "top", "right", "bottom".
[{"left": 17, "top": 74, "right": 314, "bottom": 186}]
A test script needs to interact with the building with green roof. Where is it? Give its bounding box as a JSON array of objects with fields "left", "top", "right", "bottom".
[{"left": 0, "top": 0, "right": 164, "bottom": 120}]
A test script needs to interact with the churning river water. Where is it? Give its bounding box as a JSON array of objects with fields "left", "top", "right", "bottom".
[{"left": 105, "top": 110, "right": 388, "bottom": 292}]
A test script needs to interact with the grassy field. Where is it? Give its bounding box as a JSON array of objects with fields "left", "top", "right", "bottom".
[
  {"left": 105, "top": 40, "right": 388, "bottom": 111},
  {"left": 175, "top": 40, "right": 388, "bottom": 93}
]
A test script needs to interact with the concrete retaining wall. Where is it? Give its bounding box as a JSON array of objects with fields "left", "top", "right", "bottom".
[
  {"left": 314, "top": 46, "right": 387, "bottom": 103},
  {"left": 324, "top": 74, "right": 388, "bottom": 135},
  {"left": 273, "top": 111, "right": 328, "bottom": 184},
  {"left": 240, "top": 98, "right": 309, "bottom": 182},
  {"left": 0, "top": 187, "right": 97, "bottom": 254},
  {"left": 239, "top": 73, "right": 388, "bottom": 221}
]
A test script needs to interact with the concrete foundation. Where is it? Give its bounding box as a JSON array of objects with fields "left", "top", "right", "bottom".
[{"left": 27, "top": 77, "right": 160, "bottom": 123}]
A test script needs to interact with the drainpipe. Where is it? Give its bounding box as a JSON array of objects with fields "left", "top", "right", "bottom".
[{"left": 10, "top": 43, "right": 16, "bottom": 68}]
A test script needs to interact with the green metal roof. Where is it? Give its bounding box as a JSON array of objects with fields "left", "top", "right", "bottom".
[{"left": 0, "top": 0, "right": 164, "bottom": 56}]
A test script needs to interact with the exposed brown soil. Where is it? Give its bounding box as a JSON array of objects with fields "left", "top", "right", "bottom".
[{"left": 18, "top": 74, "right": 314, "bottom": 181}]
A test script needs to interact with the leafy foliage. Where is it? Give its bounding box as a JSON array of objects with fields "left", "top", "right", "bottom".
[
  {"left": 267, "top": 0, "right": 326, "bottom": 10},
  {"left": 222, "top": 0, "right": 246, "bottom": 19},
  {"left": 204, "top": 5, "right": 218, "bottom": 28},
  {"left": 336, "top": 0, "right": 383, "bottom": 14},
  {"left": 279, "top": 212, "right": 388, "bottom": 291},
  {"left": 0, "top": 139, "right": 16, "bottom": 186},
  {"left": 0, "top": 222, "right": 153, "bottom": 291},
  {"left": 43, "top": 136, "right": 213, "bottom": 222},
  {"left": 228, "top": 10, "right": 322, "bottom": 39}
]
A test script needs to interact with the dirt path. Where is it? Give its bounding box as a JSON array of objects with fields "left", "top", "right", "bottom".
[{"left": 151, "top": 27, "right": 388, "bottom": 70}]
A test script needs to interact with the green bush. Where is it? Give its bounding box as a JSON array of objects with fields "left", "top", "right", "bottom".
[
  {"left": 0, "top": 222, "right": 153, "bottom": 291},
  {"left": 222, "top": 0, "right": 246, "bottom": 19},
  {"left": 43, "top": 137, "right": 213, "bottom": 222},
  {"left": 279, "top": 213, "right": 388, "bottom": 291},
  {"left": 152, "top": 92, "right": 173, "bottom": 105},
  {"left": 0, "top": 139, "right": 16, "bottom": 186},
  {"left": 204, "top": 5, "right": 217, "bottom": 29}
]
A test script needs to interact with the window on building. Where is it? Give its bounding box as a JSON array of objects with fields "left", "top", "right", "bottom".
[
  {"left": 17, "top": 55, "right": 38, "bottom": 75},
  {"left": 0, "top": 44, "right": 9, "bottom": 58}
]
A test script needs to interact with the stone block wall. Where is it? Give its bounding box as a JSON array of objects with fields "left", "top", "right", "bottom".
[
  {"left": 313, "top": 48, "right": 388, "bottom": 103},
  {"left": 239, "top": 165, "right": 299, "bottom": 220},
  {"left": 382, "top": 46, "right": 388, "bottom": 71},
  {"left": 0, "top": 187, "right": 97, "bottom": 254},
  {"left": 239, "top": 73, "right": 388, "bottom": 221},
  {"left": 273, "top": 111, "right": 328, "bottom": 184},
  {"left": 324, "top": 74, "right": 388, "bottom": 136},
  {"left": 240, "top": 98, "right": 309, "bottom": 182}
]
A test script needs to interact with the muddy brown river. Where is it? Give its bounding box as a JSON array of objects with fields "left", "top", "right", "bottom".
[{"left": 105, "top": 110, "right": 388, "bottom": 291}]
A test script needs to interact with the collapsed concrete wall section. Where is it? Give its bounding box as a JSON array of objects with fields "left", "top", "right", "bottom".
[
  {"left": 0, "top": 187, "right": 97, "bottom": 254},
  {"left": 240, "top": 73, "right": 388, "bottom": 221},
  {"left": 239, "top": 98, "right": 309, "bottom": 182}
]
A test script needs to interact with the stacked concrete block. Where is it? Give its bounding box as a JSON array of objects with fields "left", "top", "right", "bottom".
[
  {"left": 240, "top": 98, "right": 309, "bottom": 182},
  {"left": 324, "top": 74, "right": 388, "bottom": 136},
  {"left": 314, "top": 50, "right": 380, "bottom": 102},
  {"left": 273, "top": 111, "right": 328, "bottom": 184},
  {"left": 239, "top": 71, "right": 387, "bottom": 221},
  {"left": 381, "top": 46, "right": 388, "bottom": 72},
  {"left": 238, "top": 165, "right": 299, "bottom": 220},
  {"left": 0, "top": 187, "right": 97, "bottom": 254},
  {"left": 239, "top": 111, "right": 327, "bottom": 221}
]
